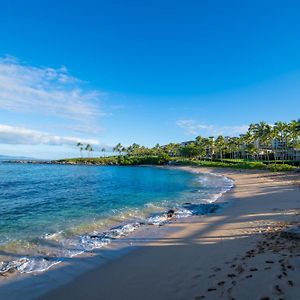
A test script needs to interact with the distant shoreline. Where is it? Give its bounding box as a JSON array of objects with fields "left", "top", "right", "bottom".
[{"left": 4, "top": 156, "right": 299, "bottom": 173}]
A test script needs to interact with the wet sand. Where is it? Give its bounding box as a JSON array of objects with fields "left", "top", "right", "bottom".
[{"left": 1, "top": 167, "right": 300, "bottom": 300}]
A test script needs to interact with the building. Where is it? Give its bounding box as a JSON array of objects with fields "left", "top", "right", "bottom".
[
  {"left": 274, "top": 148, "right": 300, "bottom": 161},
  {"left": 272, "top": 139, "right": 300, "bottom": 161},
  {"left": 180, "top": 141, "right": 194, "bottom": 147}
]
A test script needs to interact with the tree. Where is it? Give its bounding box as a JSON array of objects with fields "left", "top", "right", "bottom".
[
  {"left": 249, "top": 122, "right": 272, "bottom": 161},
  {"left": 195, "top": 136, "right": 208, "bottom": 159},
  {"left": 113, "top": 143, "right": 123, "bottom": 155},
  {"left": 101, "top": 147, "right": 106, "bottom": 157},
  {"left": 153, "top": 143, "right": 163, "bottom": 156},
  {"left": 273, "top": 122, "right": 289, "bottom": 163},
  {"left": 163, "top": 143, "right": 180, "bottom": 157},
  {"left": 207, "top": 136, "right": 215, "bottom": 160},
  {"left": 76, "top": 142, "right": 84, "bottom": 157},
  {"left": 179, "top": 143, "right": 198, "bottom": 158},
  {"left": 288, "top": 120, "right": 300, "bottom": 149},
  {"left": 227, "top": 137, "right": 240, "bottom": 159},
  {"left": 85, "top": 144, "right": 93, "bottom": 157},
  {"left": 215, "top": 136, "right": 226, "bottom": 161},
  {"left": 239, "top": 132, "right": 254, "bottom": 160}
]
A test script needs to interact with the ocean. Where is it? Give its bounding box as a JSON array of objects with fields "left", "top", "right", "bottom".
[{"left": 0, "top": 163, "right": 233, "bottom": 274}]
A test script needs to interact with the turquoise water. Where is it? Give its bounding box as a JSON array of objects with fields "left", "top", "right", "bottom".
[{"left": 0, "top": 163, "right": 232, "bottom": 274}]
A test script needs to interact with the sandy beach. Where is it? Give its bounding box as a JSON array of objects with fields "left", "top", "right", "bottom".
[{"left": 1, "top": 167, "right": 300, "bottom": 300}]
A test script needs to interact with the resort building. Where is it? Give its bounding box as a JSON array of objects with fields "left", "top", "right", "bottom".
[
  {"left": 274, "top": 148, "right": 300, "bottom": 161},
  {"left": 180, "top": 141, "right": 195, "bottom": 147}
]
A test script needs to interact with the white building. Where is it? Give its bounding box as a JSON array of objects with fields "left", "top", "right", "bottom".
[{"left": 274, "top": 148, "right": 300, "bottom": 161}]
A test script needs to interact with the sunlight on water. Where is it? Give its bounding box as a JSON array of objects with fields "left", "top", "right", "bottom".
[{"left": 0, "top": 164, "right": 233, "bottom": 274}]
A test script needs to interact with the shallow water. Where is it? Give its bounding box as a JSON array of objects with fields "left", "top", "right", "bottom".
[{"left": 0, "top": 163, "right": 233, "bottom": 274}]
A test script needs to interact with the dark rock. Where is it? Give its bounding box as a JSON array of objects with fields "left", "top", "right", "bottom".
[
  {"left": 90, "top": 235, "right": 100, "bottom": 239},
  {"left": 167, "top": 209, "right": 175, "bottom": 218},
  {"left": 281, "top": 225, "right": 300, "bottom": 240}
]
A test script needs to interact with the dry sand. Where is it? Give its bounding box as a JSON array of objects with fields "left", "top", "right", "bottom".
[{"left": 1, "top": 167, "right": 300, "bottom": 300}]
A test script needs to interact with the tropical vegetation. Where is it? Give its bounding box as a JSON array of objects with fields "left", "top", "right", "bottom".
[{"left": 63, "top": 119, "right": 300, "bottom": 171}]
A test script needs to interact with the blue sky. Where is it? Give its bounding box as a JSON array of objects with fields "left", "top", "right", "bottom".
[{"left": 0, "top": 0, "right": 299, "bottom": 158}]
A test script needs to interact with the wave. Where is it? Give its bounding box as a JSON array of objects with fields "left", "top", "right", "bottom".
[{"left": 0, "top": 172, "right": 233, "bottom": 275}]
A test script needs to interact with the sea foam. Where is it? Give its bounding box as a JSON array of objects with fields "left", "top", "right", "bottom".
[{"left": 0, "top": 170, "right": 233, "bottom": 275}]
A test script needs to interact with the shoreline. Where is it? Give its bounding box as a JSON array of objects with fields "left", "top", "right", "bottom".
[
  {"left": 0, "top": 167, "right": 232, "bottom": 292},
  {"left": 0, "top": 166, "right": 230, "bottom": 277},
  {"left": 1, "top": 167, "right": 299, "bottom": 299}
]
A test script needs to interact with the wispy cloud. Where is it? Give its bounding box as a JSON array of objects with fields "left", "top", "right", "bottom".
[
  {"left": 177, "top": 120, "right": 248, "bottom": 136},
  {"left": 0, "top": 124, "right": 99, "bottom": 146},
  {"left": 0, "top": 56, "right": 105, "bottom": 131}
]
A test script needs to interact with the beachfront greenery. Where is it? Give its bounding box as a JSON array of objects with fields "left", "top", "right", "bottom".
[
  {"left": 64, "top": 119, "right": 300, "bottom": 171},
  {"left": 58, "top": 154, "right": 170, "bottom": 166}
]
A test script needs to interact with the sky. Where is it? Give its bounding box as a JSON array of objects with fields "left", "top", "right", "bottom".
[{"left": 0, "top": 0, "right": 299, "bottom": 159}]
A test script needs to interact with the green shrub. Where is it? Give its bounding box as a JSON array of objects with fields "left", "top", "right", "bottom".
[
  {"left": 58, "top": 154, "right": 170, "bottom": 166},
  {"left": 266, "top": 164, "right": 296, "bottom": 172},
  {"left": 57, "top": 156, "right": 296, "bottom": 172}
]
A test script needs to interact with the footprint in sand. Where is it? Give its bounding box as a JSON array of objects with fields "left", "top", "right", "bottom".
[
  {"left": 265, "top": 260, "right": 274, "bottom": 264},
  {"left": 274, "top": 284, "right": 283, "bottom": 295},
  {"left": 235, "top": 265, "right": 245, "bottom": 274},
  {"left": 288, "top": 280, "right": 293, "bottom": 287},
  {"left": 213, "top": 267, "right": 222, "bottom": 272}
]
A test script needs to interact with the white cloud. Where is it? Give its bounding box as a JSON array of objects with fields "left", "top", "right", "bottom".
[
  {"left": 0, "top": 56, "right": 105, "bottom": 127},
  {"left": 0, "top": 124, "right": 99, "bottom": 146},
  {"left": 177, "top": 120, "right": 248, "bottom": 136}
]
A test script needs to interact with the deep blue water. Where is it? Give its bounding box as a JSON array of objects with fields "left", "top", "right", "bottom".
[{"left": 0, "top": 163, "right": 232, "bottom": 274}]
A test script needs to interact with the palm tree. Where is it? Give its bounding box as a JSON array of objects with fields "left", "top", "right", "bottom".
[
  {"left": 195, "top": 136, "right": 209, "bottom": 160},
  {"left": 153, "top": 143, "right": 162, "bottom": 156},
  {"left": 249, "top": 122, "right": 272, "bottom": 161},
  {"left": 85, "top": 144, "right": 93, "bottom": 157},
  {"left": 163, "top": 143, "right": 180, "bottom": 157},
  {"left": 297, "top": 119, "right": 300, "bottom": 132},
  {"left": 288, "top": 120, "right": 300, "bottom": 148},
  {"left": 131, "top": 143, "right": 140, "bottom": 156},
  {"left": 100, "top": 147, "right": 106, "bottom": 157},
  {"left": 227, "top": 137, "right": 239, "bottom": 159},
  {"left": 76, "top": 142, "right": 84, "bottom": 157},
  {"left": 113, "top": 143, "right": 123, "bottom": 155},
  {"left": 215, "top": 135, "right": 226, "bottom": 161},
  {"left": 273, "top": 122, "right": 289, "bottom": 163},
  {"left": 239, "top": 132, "right": 254, "bottom": 160},
  {"left": 207, "top": 136, "right": 215, "bottom": 160}
]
